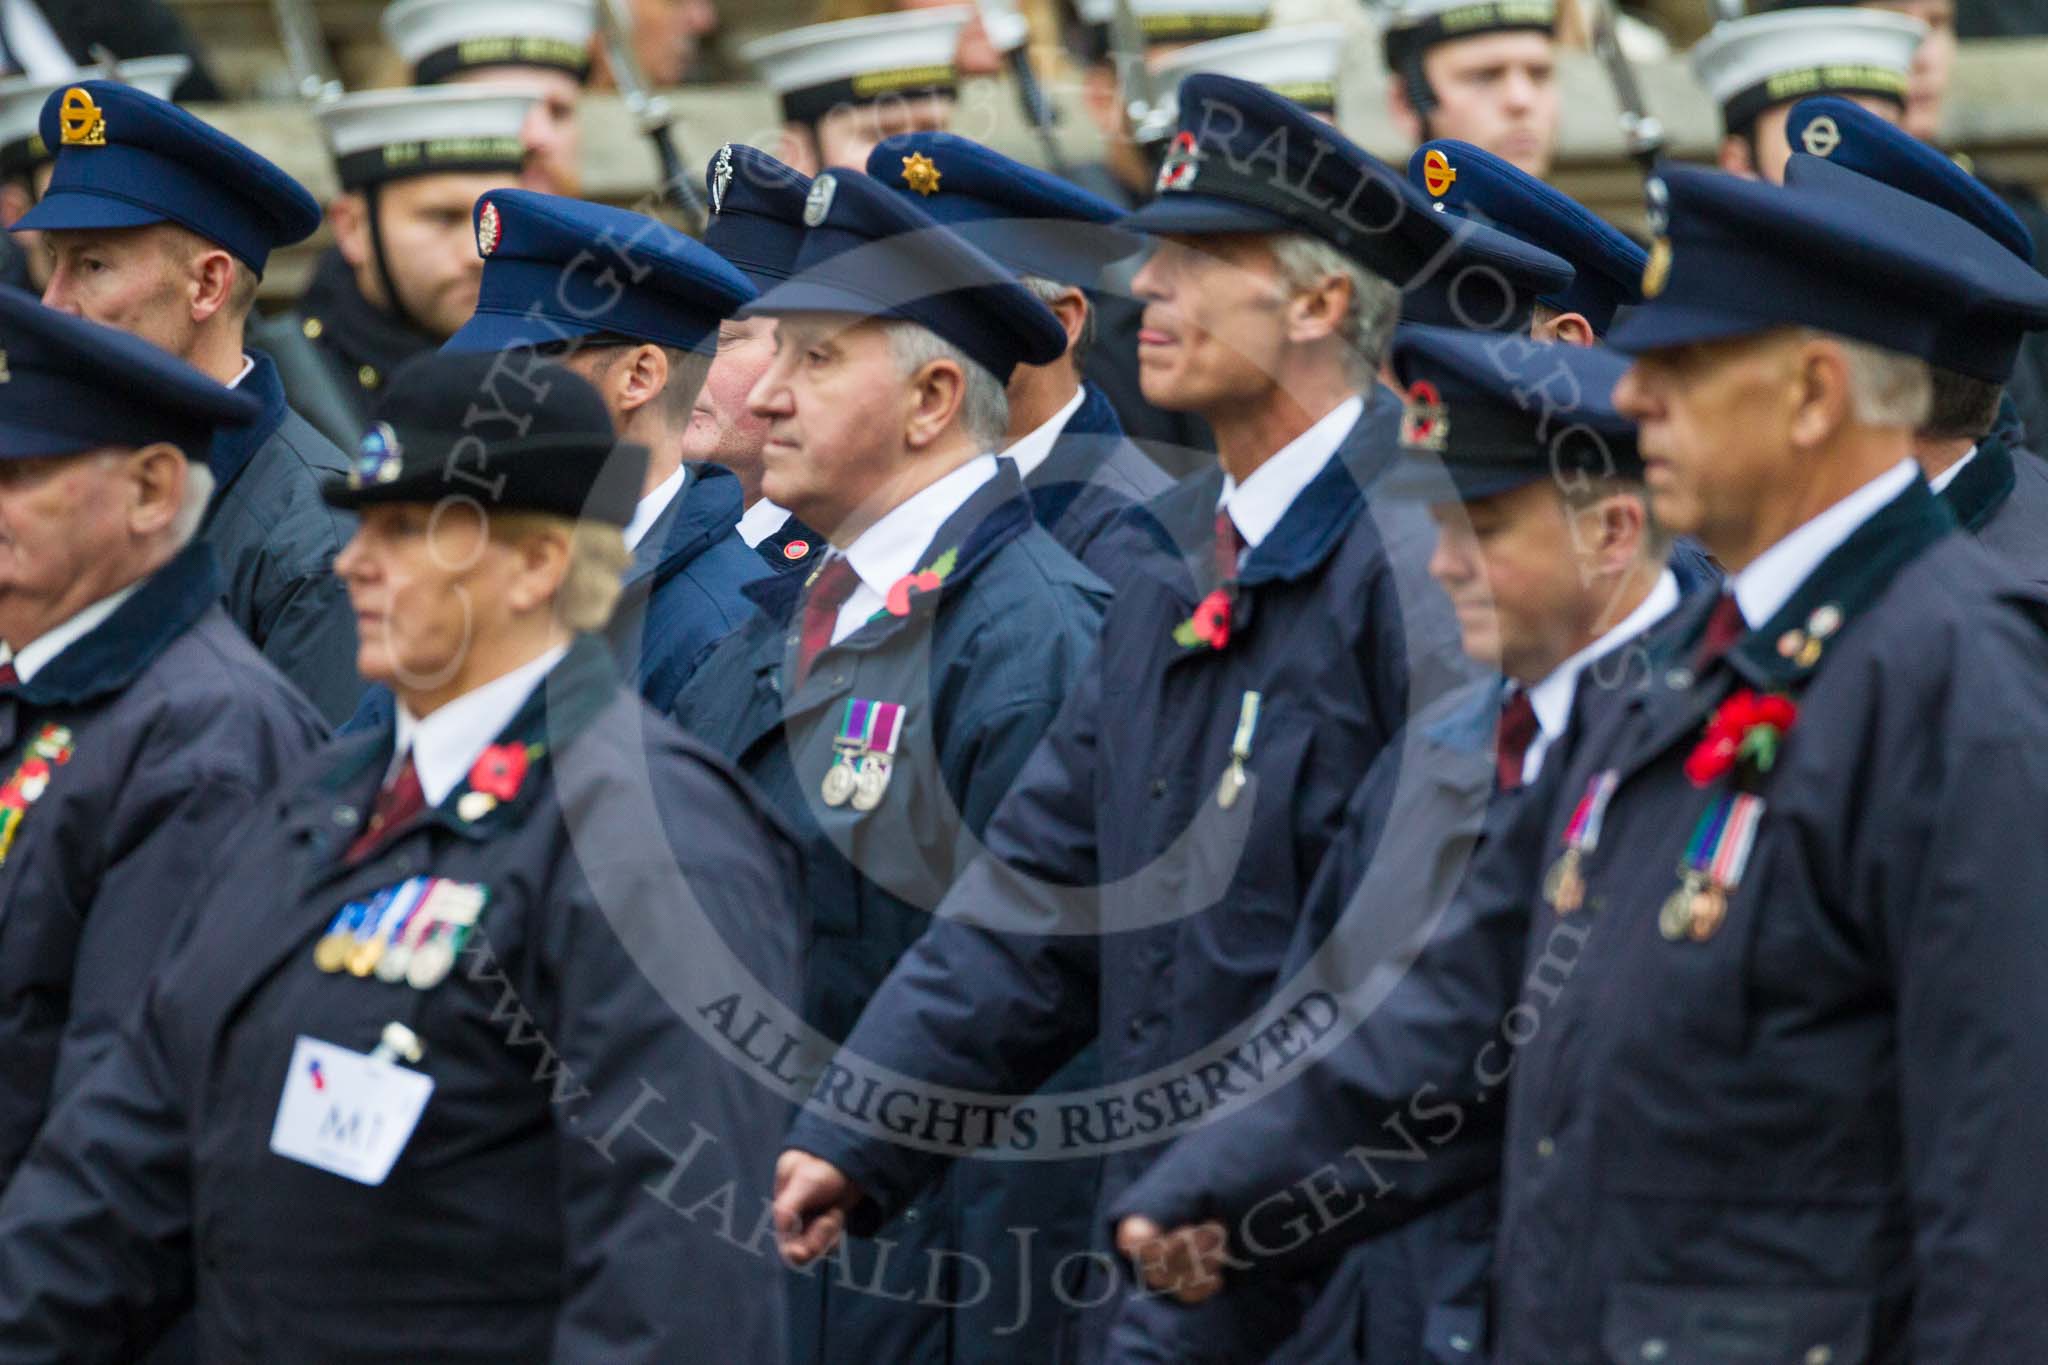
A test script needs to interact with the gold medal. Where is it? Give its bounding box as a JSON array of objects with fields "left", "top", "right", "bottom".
[
  {"left": 1216, "top": 761, "right": 1246, "bottom": 810},
  {"left": 314, "top": 932, "right": 352, "bottom": 973},
  {"left": 1543, "top": 848, "right": 1584, "bottom": 914},
  {"left": 821, "top": 756, "right": 857, "bottom": 807},
  {"left": 850, "top": 754, "right": 891, "bottom": 812},
  {"left": 1688, "top": 883, "right": 1728, "bottom": 941},
  {"left": 345, "top": 939, "right": 383, "bottom": 978},
  {"left": 1659, "top": 871, "right": 1700, "bottom": 941}
]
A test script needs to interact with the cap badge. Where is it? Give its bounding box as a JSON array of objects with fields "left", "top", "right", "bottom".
[
  {"left": 1642, "top": 236, "right": 1672, "bottom": 299},
  {"left": 57, "top": 88, "right": 107, "bottom": 148},
  {"left": 1422, "top": 148, "right": 1457, "bottom": 198},
  {"left": 1156, "top": 131, "right": 1203, "bottom": 194},
  {"left": 1400, "top": 379, "right": 1448, "bottom": 452},
  {"left": 1800, "top": 115, "right": 1841, "bottom": 158},
  {"left": 476, "top": 200, "right": 502, "bottom": 257},
  {"left": 900, "top": 151, "right": 942, "bottom": 196},
  {"left": 351, "top": 423, "right": 404, "bottom": 490},
  {"left": 804, "top": 174, "right": 837, "bottom": 226},
  {"left": 711, "top": 143, "right": 734, "bottom": 214}
]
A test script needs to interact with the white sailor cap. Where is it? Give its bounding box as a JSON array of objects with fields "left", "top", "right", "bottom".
[
  {"left": 1382, "top": 0, "right": 1556, "bottom": 73},
  {"left": 381, "top": 0, "right": 597, "bottom": 84},
  {"left": 1071, "top": 0, "right": 1270, "bottom": 46},
  {"left": 314, "top": 85, "right": 538, "bottom": 190},
  {"left": 1689, "top": 7, "right": 1924, "bottom": 134},
  {"left": 0, "top": 55, "right": 191, "bottom": 179},
  {"left": 740, "top": 9, "right": 972, "bottom": 126},
  {"left": 1153, "top": 23, "right": 1345, "bottom": 113}
]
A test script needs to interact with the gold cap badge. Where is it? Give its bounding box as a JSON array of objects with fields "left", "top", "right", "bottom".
[
  {"left": 1642, "top": 237, "right": 1672, "bottom": 299},
  {"left": 1422, "top": 148, "right": 1457, "bottom": 198},
  {"left": 58, "top": 88, "right": 106, "bottom": 148},
  {"left": 900, "top": 152, "right": 941, "bottom": 196}
]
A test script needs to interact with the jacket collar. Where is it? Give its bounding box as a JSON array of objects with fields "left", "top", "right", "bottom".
[
  {"left": 1937, "top": 430, "right": 2017, "bottom": 535},
  {"left": 299, "top": 632, "right": 620, "bottom": 855},
  {"left": 3, "top": 543, "right": 221, "bottom": 708},
  {"left": 737, "top": 460, "right": 1037, "bottom": 712},
  {"left": 298, "top": 246, "right": 439, "bottom": 384},
  {"left": 1137, "top": 384, "right": 1403, "bottom": 598},
  {"left": 1024, "top": 383, "right": 1127, "bottom": 525},
  {"left": 205, "top": 349, "right": 289, "bottom": 495},
  {"left": 623, "top": 462, "right": 748, "bottom": 592}
]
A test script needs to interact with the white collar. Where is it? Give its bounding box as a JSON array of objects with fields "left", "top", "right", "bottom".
[
  {"left": 391, "top": 645, "right": 568, "bottom": 806},
  {"left": 1217, "top": 394, "right": 1364, "bottom": 551},
  {"left": 840, "top": 455, "right": 998, "bottom": 599},
  {"left": 9, "top": 582, "right": 145, "bottom": 684},
  {"left": 736, "top": 496, "right": 792, "bottom": 549},
  {"left": 1524, "top": 568, "right": 1682, "bottom": 776},
  {"left": 1732, "top": 460, "right": 1917, "bottom": 630},
  {"left": 1002, "top": 387, "right": 1086, "bottom": 483},
  {"left": 831, "top": 454, "right": 999, "bottom": 645},
  {"left": 1925, "top": 444, "right": 1978, "bottom": 496},
  {"left": 624, "top": 466, "right": 687, "bottom": 551},
  {"left": 226, "top": 354, "right": 256, "bottom": 389}
]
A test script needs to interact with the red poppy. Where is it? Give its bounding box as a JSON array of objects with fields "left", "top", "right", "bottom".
[
  {"left": 886, "top": 569, "right": 944, "bottom": 617},
  {"left": 1684, "top": 689, "right": 1798, "bottom": 787},
  {"left": 1188, "top": 589, "right": 1232, "bottom": 649},
  {"left": 468, "top": 743, "right": 529, "bottom": 802}
]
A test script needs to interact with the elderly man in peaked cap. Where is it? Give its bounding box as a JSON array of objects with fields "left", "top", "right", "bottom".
[
  {"left": 1117, "top": 161, "right": 2048, "bottom": 1365},
  {"left": 673, "top": 167, "right": 1109, "bottom": 1365},
  {"left": 15, "top": 78, "right": 365, "bottom": 723},
  {"left": 868, "top": 131, "right": 1170, "bottom": 585},
  {"left": 0, "top": 285, "right": 325, "bottom": 1193}
]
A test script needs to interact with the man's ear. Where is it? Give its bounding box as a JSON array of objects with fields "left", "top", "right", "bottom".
[
  {"left": 1285, "top": 270, "right": 1354, "bottom": 347},
  {"left": 1044, "top": 287, "right": 1090, "bottom": 355},
  {"left": 329, "top": 193, "right": 371, "bottom": 270},
  {"left": 1535, "top": 311, "right": 1597, "bottom": 348},
  {"left": 775, "top": 123, "right": 822, "bottom": 177},
  {"left": 1788, "top": 338, "right": 1854, "bottom": 449},
  {"left": 614, "top": 344, "right": 672, "bottom": 419},
  {"left": 188, "top": 248, "right": 240, "bottom": 325},
  {"left": 903, "top": 358, "right": 968, "bottom": 451},
  {"left": 507, "top": 526, "right": 573, "bottom": 615},
  {"left": 1717, "top": 134, "right": 1756, "bottom": 180},
  {"left": 0, "top": 180, "right": 30, "bottom": 230},
  {"left": 126, "top": 443, "right": 189, "bottom": 539}
]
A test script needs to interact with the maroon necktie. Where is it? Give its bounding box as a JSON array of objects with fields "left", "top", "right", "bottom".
[
  {"left": 794, "top": 556, "right": 861, "bottom": 686},
  {"left": 1695, "top": 592, "right": 1747, "bottom": 669},
  {"left": 1213, "top": 509, "right": 1244, "bottom": 585},
  {"left": 346, "top": 753, "right": 425, "bottom": 864},
  {"left": 0, "top": 662, "right": 17, "bottom": 688},
  {"left": 1495, "top": 688, "right": 1539, "bottom": 792}
]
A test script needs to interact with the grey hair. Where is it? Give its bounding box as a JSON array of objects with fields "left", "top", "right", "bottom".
[
  {"left": 170, "top": 463, "right": 215, "bottom": 549},
  {"left": 1268, "top": 233, "right": 1401, "bottom": 389},
  {"left": 881, "top": 320, "right": 1010, "bottom": 448},
  {"left": 1019, "top": 274, "right": 1094, "bottom": 363},
  {"left": 1800, "top": 331, "right": 1932, "bottom": 429}
]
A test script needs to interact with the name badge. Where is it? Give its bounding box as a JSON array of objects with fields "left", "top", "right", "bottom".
[{"left": 268, "top": 1035, "right": 434, "bottom": 1186}]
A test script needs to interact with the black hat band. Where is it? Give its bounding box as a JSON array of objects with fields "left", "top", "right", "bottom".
[
  {"left": 414, "top": 37, "right": 593, "bottom": 84},
  {"left": 779, "top": 66, "right": 958, "bottom": 125},
  {"left": 1384, "top": 0, "right": 1555, "bottom": 70},
  {"left": 335, "top": 135, "right": 527, "bottom": 190},
  {"left": 1721, "top": 65, "right": 1906, "bottom": 135}
]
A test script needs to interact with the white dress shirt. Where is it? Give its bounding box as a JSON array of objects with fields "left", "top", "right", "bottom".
[
  {"left": 391, "top": 644, "right": 568, "bottom": 805},
  {"left": 831, "top": 454, "right": 998, "bottom": 645},
  {"left": 225, "top": 354, "right": 256, "bottom": 390},
  {"left": 624, "top": 466, "right": 686, "bottom": 552},
  {"left": 1001, "top": 387, "right": 1086, "bottom": 484},
  {"left": 8, "top": 583, "right": 143, "bottom": 683},
  {"left": 736, "top": 497, "right": 793, "bottom": 549},
  {"left": 1731, "top": 460, "right": 1918, "bottom": 630},
  {"left": 1519, "top": 568, "right": 1682, "bottom": 784},
  {"left": 1217, "top": 395, "right": 1364, "bottom": 564},
  {"left": 1926, "top": 444, "right": 1978, "bottom": 496}
]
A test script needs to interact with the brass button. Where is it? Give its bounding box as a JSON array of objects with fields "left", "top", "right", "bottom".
[
  {"left": 1536, "top": 1136, "right": 1556, "bottom": 1159},
  {"left": 301, "top": 316, "right": 324, "bottom": 339},
  {"left": 358, "top": 365, "right": 379, "bottom": 389},
  {"left": 1640, "top": 1341, "right": 1668, "bottom": 1362},
  {"left": 1805, "top": 1348, "right": 1833, "bottom": 1365}
]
